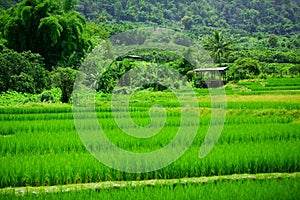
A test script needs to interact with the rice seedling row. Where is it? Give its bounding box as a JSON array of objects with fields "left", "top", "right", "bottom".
[{"left": 0, "top": 92, "right": 299, "bottom": 188}]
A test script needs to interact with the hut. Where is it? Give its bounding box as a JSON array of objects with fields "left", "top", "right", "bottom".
[{"left": 193, "top": 67, "right": 228, "bottom": 87}]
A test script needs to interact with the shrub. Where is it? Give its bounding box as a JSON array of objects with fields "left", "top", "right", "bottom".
[
  {"left": 193, "top": 74, "right": 207, "bottom": 88},
  {"left": 258, "top": 73, "right": 267, "bottom": 79},
  {"left": 40, "top": 91, "right": 55, "bottom": 103},
  {"left": 0, "top": 48, "right": 49, "bottom": 93},
  {"left": 52, "top": 67, "right": 77, "bottom": 103},
  {"left": 289, "top": 65, "right": 300, "bottom": 75},
  {"left": 228, "top": 58, "right": 261, "bottom": 81}
]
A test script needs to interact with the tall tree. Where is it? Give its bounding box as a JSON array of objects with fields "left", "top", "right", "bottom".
[
  {"left": 204, "top": 30, "right": 232, "bottom": 66},
  {"left": 3, "top": 0, "right": 90, "bottom": 69},
  {"left": 52, "top": 67, "right": 76, "bottom": 103}
]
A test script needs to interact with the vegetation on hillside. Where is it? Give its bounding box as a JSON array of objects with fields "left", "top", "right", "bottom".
[
  {"left": 0, "top": 1, "right": 299, "bottom": 198},
  {"left": 74, "top": 0, "right": 300, "bottom": 35},
  {"left": 0, "top": 0, "right": 299, "bottom": 101}
]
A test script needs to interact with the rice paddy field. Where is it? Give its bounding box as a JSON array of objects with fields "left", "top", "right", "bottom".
[{"left": 0, "top": 78, "right": 299, "bottom": 199}]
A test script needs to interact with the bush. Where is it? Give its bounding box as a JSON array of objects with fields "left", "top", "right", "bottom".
[
  {"left": 260, "top": 63, "right": 279, "bottom": 75},
  {"left": 0, "top": 48, "right": 49, "bottom": 93},
  {"left": 193, "top": 74, "right": 207, "bottom": 88},
  {"left": 258, "top": 73, "right": 267, "bottom": 79},
  {"left": 289, "top": 65, "right": 300, "bottom": 75},
  {"left": 97, "top": 59, "right": 135, "bottom": 93},
  {"left": 52, "top": 67, "right": 77, "bottom": 103},
  {"left": 228, "top": 58, "right": 261, "bottom": 81},
  {"left": 0, "top": 91, "right": 39, "bottom": 106},
  {"left": 40, "top": 91, "right": 55, "bottom": 103},
  {"left": 40, "top": 88, "right": 62, "bottom": 103}
]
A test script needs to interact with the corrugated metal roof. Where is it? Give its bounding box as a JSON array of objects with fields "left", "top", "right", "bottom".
[
  {"left": 124, "top": 55, "right": 142, "bottom": 59},
  {"left": 193, "top": 67, "right": 228, "bottom": 72}
]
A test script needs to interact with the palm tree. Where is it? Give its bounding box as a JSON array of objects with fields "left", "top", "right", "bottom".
[{"left": 204, "top": 30, "right": 232, "bottom": 66}]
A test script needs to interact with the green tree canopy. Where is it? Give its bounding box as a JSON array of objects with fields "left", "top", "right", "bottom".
[
  {"left": 181, "top": 15, "right": 194, "bottom": 30},
  {"left": 3, "top": 0, "right": 300, "bottom": 35},
  {"left": 52, "top": 67, "right": 77, "bottom": 103},
  {"left": 2, "top": 0, "right": 91, "bottom": 69},
  {"left": 268, "top": 34, "right": 279, "bottom": 48},
  {"left": 63, "top": 0, "right": 78, "bottom": 13},
  {"left": 204, "top": 30, "right": 232, "bottom": 66},
  {"left": 0, "top": 46, "right": 49, "bottom": 93},
  {"left": 228, "top": 58, "right": 261, "bottom": 81}
]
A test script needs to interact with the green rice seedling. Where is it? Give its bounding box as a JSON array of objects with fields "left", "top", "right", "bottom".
[
  {"left": 0, "top": 91, "right": 299, "bottom": 188},
  {"left": 1, "top": 136, "right": 298, "bottom": 188}
]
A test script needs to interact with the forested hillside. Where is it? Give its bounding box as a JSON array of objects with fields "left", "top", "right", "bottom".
[
  {"left": 208, "top": 0, "right": 300, "bottom": 34},
  {"left": 75, "top": 0, "right": 300, "bottom": 35},
  {"left": 0, "top": 0, "right": 299, "bottom": 102},
  {"left": 1, "top": 0, "right": 299, "bottom": 35},
  {"left": 0, "top": 1, "right": 300, "bottom": 199}
]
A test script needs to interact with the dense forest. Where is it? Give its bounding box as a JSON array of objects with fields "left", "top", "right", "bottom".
[
  {"left": 0, "top": 0, "right": 299, "bottom": 103},
  {"left": 74, "top": 0, "right": 300, "bottom": 35},
  {"left": 2, "top": 0, "right": 300, "bottom": 35}
]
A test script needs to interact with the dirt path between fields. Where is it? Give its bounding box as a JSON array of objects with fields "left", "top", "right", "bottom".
[{"left": 1, "top": 172, "right": 299, "bottom": 196}]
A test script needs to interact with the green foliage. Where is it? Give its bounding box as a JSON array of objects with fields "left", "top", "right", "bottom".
[
  {"left": 0, "top": 47, "right": 49, "bottom": 93},
  {"left": 63, "top": 0, "right": 78, "bottom": 12},
  {"left": 0, "top": 88, "right": 62, "bottom": 106},
  {"left": 207, "top": 0, "right": 300, "bottom": 34},
  {"left": 193, "top": 73, "right": 207, "bottom": 88},
  {"left": 0, "top": 91, "right": 38, "bottom": 106},
  {"left": 0, "top": 9, "right": 8, "bottom": 45},
  {"left": 96, "top": 53, "right": 194, "bottom": 94},
  {"left": 40, "top": 91, "right": 55, "bottom": 103},
  {"left": 181, "top": 15, "right": 193, "bottom": 30},
  {"left": 38, "top": 16, "right": 63, "bottom": 46},
  {"left": 259, "top": 63, "right": 299, "bottom": 77},
  {"left": 230, "top": 50, "right": 300, "bottom": 64},
  {"left": 84, "top": 22, "right": 109, "bottom": 47},
  {"left": 169, "top": 57, "right": 194, "bottom": 76},
  {"left": 203, "top": 30, "right": 232, "bottom": 66},
  {"left": 112, "top": 28, "right": 149, "bottom": 46},
  {"left": 268, "top": 34, "right": 278, "bottom": 48},
  {"left": 97, "top": 59, "right": 135, "bottom": 93},
  {"left": 228, "top": 58, "right": 261, "bottom": 81},
  {"left": 289, "top": 65, "right": 300, "bottom": 76},
  {"left": 127, "top": 49, "right": 180, "bottom": 63},
  {"left": 11, "top": 72, "right": 35, "bottom": 93},
  {"left": 1, "top": 0, "right": 300, "bottom": 98},
  {"left": 287, "top": 34, "right": 300, "bottom": 48},
  {"left": 124, "top": 49, "right": 194, "bottom": 76},
  {"left": 2, "top": 0, "right": 91, "bottom": 69},
  {"left": 74, "top": 0, "right": 300, "bottom": 35},
  {"left": 3, "top": 0, "right": 300, "bottom": 36},
  {"left": 0, "top": 0, "right": 22, "bottom": 9},
  {"left": 52, "top": 67, "right": 77, "bottom": 103}
]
